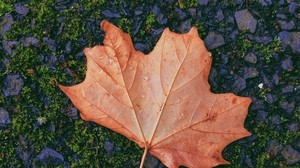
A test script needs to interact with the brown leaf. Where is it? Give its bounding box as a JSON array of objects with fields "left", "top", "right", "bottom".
[{"left": 59, "top": 21, "right": 251, "bottom": 168}]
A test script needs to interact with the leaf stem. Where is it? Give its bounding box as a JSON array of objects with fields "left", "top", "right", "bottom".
[{"left": 140, "top": 146, "right": 148, "bottom": 168}]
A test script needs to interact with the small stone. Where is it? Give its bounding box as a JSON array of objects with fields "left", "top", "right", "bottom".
[
  {"left": 3, "top": 73, "right": 24, "bottom": 97},
  {"left": 266, "top": 94, "right": 278, "bottom": 104},
  {"left": 188, "top": 8, "right": 197, "bottom": 18},
  {"left": 14, "top": 4, "right": 29, "bottom": 15},
  {"left": 282, "top": 85, "right": 294, "bottom": 93},
  {"left": 179, "top": 20, "right": 191, "bottom": 33},
  {"left": 152, "top": 28, "right": 163, "bottom": 36},
  {"left": 0, "top": 108, "right": 11, "bottom": 128},
  {"left": 34, "top": 147, "right": 64, "bottom": 165},
  {"left": 135, "top": 43, "right": 149, "bottom": 53},
  {"left": 65, "top": 41, "right": 72, "bottom": 54},
  {"left": 280, "top": 101, "right": 295, "bottom": 114},
  {"left": 0, "top": 14, "right": 13, "bottom": 36},
  {"left": 43, "top": 37, "right": 57, "bottom": 51},
  {"left": 267, "top": 140, "right": 283, "bottom": 156},
  {"left": 156, "top": 13, "right": 167, "bottom": 25},
  {"left": 104, "top": 141, "right": 114, "bottom": 158},
  {"left": 215, "top": 10, "right": 224, "bottom": 21},
  {"left": 15, "top": 137, "right": 34, "bottom": 166},
  {"left": 278, "top": 20, "right": 295, "bottom": 30},
  {"left": 235, "top": 9, "right": 257, "bottom": 33},
  {"left": 243, "top": 67, "right": 259, "bottom": 79},
  {"left": 281, "top": 145, "right": 300, "bottom": 165},
  {"left": 256, "top": 110, "right": 268, "bottom": 123},
  {"left": 175, "top": 8, "right": 187, "bottom": 20},
  {"left": 244, "top": 52, "right": 257, "bottom": 64},
  {"left": 288, "top": 2, "right": 298, "bottom": 13},
  {"left": 270, "top": 114, "right": 280, "bottom": 126},
  {"left": 23, "top": 37, "right": 40, "bottom": 47},
  {"left": 287, "top": 122, "right": 299, "bottom": 133},
  {"left": 2, "top": 40, "right": 19, "bottom": 55},
  {"left": 101, "top": 10, "right": 121, "bottom": 18},
  {"left": 144, "top": 153, "right": 160, "bottom": 168},
  {"left": 281, "top": 58, "right": 293, "bottom": 71},
  {"left": 276, "top": 13, "right": 287, "bottom": 19},
  {"left": 204, "top": 32, "right": 225, "bottom": 50},
  {"left": 231, "top": 75, "right": 246, "bottom": 93},
  {"left": 259, "top": 0, "right": 272, "bottom": 6},
  {"left": 199, "top": 0, "right": 208, "bottom": 5},
  {"left": 278, "top": 31, "right": 300, "bottom": 53},
  {"left": 244, "top": 155, "right": 253, "bottom": 168}
]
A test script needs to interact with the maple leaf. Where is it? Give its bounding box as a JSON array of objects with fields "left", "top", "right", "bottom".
[{"left": 59, "top": 21, "right": 251, "bottom": 168}]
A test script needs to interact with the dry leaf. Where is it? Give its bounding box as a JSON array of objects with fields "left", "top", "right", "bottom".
[{"left": 59, "top": 21, "right": 251, "bottom": 168}]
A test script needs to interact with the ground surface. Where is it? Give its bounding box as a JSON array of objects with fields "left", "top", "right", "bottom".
[{"left": 0, "top": 0, "right": 299, "bottom": 167}]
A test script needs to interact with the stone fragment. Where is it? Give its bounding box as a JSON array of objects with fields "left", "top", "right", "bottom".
[
  {"left": 235, "top": 9, "right": 257, "bottom": 33},
  {"left": 0, "top": 108, "right": 11, "bottom": 128},
  {"left": 281, "top": 145, "right": 300, "bottom": 165},
  {"left": 204, "top": 32, "right": 225, "bottom": 50},
  {"left": 179, "top": 20, "right": 191, "bottom": 33},
  {"left": 14, "top": 4, "right": 29, "bottom": 15},
  {"left": 104, "top": 141, "right": 114, "bottom": 158},
  {"left": 243, "top": 67, "right": 259, "bottom": 79},
  {"left": 0, "top": 14, "right": 13, "bottom": 36},
  {"left": 278, "top": 20, "right": 295, "bottom": 30},
  {"left": 267, "top": 140, "right": 283, "bottom": 156},
  {"left": 3, "top": 73, "right": 24, "bottom": 97},
  {"left": 101, "top": 10, "right": 121, "bottom": 18},
  {"left": 278, "top": 31, "right": 300, "bottom": 53},
  {"left": 199, "top": 0, "right": 208, "bottom": 6},
  {"left": 34, "top": 147, "right": 64, "bottom": 165},
  {"left": 23, "top": 37, "right": 40, "bottom": 47},
  {"left": 244, "top": 52, "right": 257, "bottom": 64}
]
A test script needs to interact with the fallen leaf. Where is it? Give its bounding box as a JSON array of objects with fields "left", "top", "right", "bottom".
[{"left": 59, "top": 21, "right": 251, "bottom": 168}]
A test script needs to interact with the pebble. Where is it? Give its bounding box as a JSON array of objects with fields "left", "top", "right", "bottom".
[
  {"left": 199, "top": 0, "right": 208, "bottom": 6},
  {"left": 14, "top": 4, "right": 29, "bottom": 15},
  {"left": 179, "top": 20, "right": 191, "bottom": 33},
  {"left": 243, "top": 67, "right": 259, "bottom": 79},
  {"left": 144, "top": 153, "right": 160, "bottom": 168},
  {"left": 23, "top": 37, "right": 40, "bottom": 47},
  {"left": 215, "top": 10, "right": 224, "bottom": 21},
  {"left": 244, "top": 52, "right": 257, "bottom": 64},
  {"left": 281, "top": 85, "right": 294, "bottom": 94},
  {"left": 267, "top": 140, "right": 283, "bottom": 156},
  {"left": 259, "top": 0, "right": 272, "bottom": 6},
  {"left": 231, "top": 75, "right": 247, "bottom": 93},
  {"left": 43, "top": 37, "right": 57, "bottom": 51},
  {"left": 280, "top": 101, "right": 295, "bottom": 114},
  {"left": 281, "top": 145, "right": 300, "bottom": 165},
  {"left": 287, "top": 122, "right": 299, "bottom": 133},
  {"left": 281, "top": 58, "right": 293, "bottom": 71},
  {"left": 3, "top": 73, "right": 24, "bottom": 97},
  {"left": 266, "top": 93, "right": 278, "bottom": 104},
  {"left": 256, "top": 110, "right": 268, "bottom": 123},
  {"left": 2, "top": 40, "right": 19, "bottom": 55},
  {"left": 278, "top": 31, "right": 300, "bottom": 53},
  {"left": 204, "top": 31, "right": 225, "bottom": 50},
  {"left": 0, "top": 108, "right": 11, "bottom": 128},
  {"left": 278, "top": 20, "right": 295, "bottom": 30},
  {"left": 0, "top": 14, "right": 13, "bottom": 36},
  {"left": 33, "top": 147, "right": 64, "bottom": 165},
  {"left": 101, "top": 10, "right": 121, "bottom": 18},
  {"left": 15, "top": 137, "right": 34, "bottom": 166},
  {"left": 234, "top": 9, "right": 257, "bottom": 33},
  {"left": 104, "top": 141, "right": 115, "bottom": 158},
  {"left": 288, "top": 2, "right": 298, "bottom": 14}
]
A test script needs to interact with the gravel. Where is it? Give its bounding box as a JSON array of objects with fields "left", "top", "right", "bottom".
[
  {"left": 281, "top": 145, "right": 300, "bottom": 165},
  {"left": 234, "top": 9, "right": 257, "bottom": 33},
  {"left": 3, "top": 73, "right": 24, "bottom": 97},
  {"left": 204, "top": 31, "right": 225, "bottom": 50},
  {"left": 0, "top": 108, "right": 11, "bottom": 128},
  {"left": 278, "top": 31, "right": 300, "bottom": 53},
  {"left": 1, "top": 0, "right": 300, "bottom": 167},
  {"left": 0, "top": 14, "right": 13, "bottom": 36}
]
